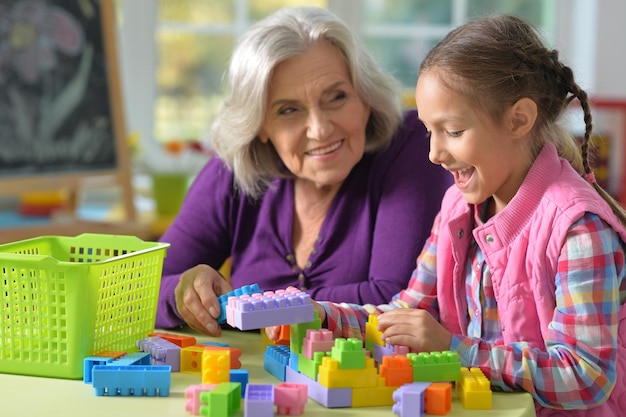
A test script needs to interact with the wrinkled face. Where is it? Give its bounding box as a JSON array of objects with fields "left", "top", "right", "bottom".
[
  {"left": 415, "top": 69, "right": 525, "bottom": 213},
  {"left": 259, "top": 42, "right": 371, "bottom": 190}
]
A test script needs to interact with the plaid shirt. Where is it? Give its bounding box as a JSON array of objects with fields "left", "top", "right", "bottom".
[{"left": 320, "top": 209, "right": 626, "bottom": 409}]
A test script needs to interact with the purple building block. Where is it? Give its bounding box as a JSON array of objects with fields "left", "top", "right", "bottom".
[
  {"left": 392, "top": 382, "right": 431, "bottom": 417},
  {"left": 226, "top": 289, "right": 315, "bottom": 330},
  {"left": 137, "top": 336, "right": 181, "bottom": 372},
  {"left": 285, "top": 366, "right": 352, "bottom": 408},
  {"left": 244, "top": 384, "right": 275, "bottom": 417},
  {"left": 217, "top": 283, "right": 263, "bottom": 324}
]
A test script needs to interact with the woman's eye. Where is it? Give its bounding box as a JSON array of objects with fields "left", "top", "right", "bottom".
[
  {"left": 333, "top": 91, "right": 347, "bottom": 101},
  {"left": 278, "top": 106, "right": 297, "bottom": 116}
]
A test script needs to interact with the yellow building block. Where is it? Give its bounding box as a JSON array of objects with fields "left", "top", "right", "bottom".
[
  {"left": 457, "top": 367, "right": 492, "bottom": 410},
  {"left": 351, "top": 380, "right": 396, "bottom": 407},
  {"left": 202, "top": 350, "right": 231, "bottom": 384},
  {"left": 181, "top": 345, "right": 205, "bottom": 374},
  {"left": 365, "top": 314, "right": 385, "bottom": 347},
  {"left": 317, "top": 356, "right": 379, "bottom": 388}
]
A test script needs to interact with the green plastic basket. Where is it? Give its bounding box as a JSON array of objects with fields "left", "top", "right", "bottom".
[{"left": 0, "top": 233, "right": 169, "bottom": 379}]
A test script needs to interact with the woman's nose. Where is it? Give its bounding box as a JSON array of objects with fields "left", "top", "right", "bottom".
[{"left": 306, "top": 108, "right": 332, "bottom": 141}]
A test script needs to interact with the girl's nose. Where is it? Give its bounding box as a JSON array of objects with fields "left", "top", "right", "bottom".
[{"left": 428, "top": 133, "right": 448, "bottom": 165}]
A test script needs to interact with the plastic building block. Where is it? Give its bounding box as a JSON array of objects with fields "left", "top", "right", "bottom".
[
  {"left": 199, "top": 382, "right": 241, "bottom": 417},
  {"left": 285, "top": 365, "right": 352, "bottom": 408},
  {"left": 149, "top": 332, "right": 197, "bottom": 347},
  {"left": 392, "top": 382, "right": 431, "bottom": 417},
  {"left": 373, "top": 343, "right": 410, "bottom": 364},
  {"left": 226, "top": 289, "right": 315, "bottom": 330},
  {"left": 380, "top": 355, "right": 414, "bottom": 387},
  {"left": 425, "top": 382, "right": 452, "bottom": 415},
  {"left": 230, "top": 369, "right": 249, "bottom": 397},
  {"left": 407, "top": 351, "right": 461, "bottom": 382},
  {"left": 330, "top": 338, "right": 366, "bottom": 369},
  {"left": 457, "top": 367, "right": 492, "bottom": 410},
  {"left": 264, "top": 345, "right": 290, "bottom": 382},
  {"left": 93, "top": 350, "right": 126, "bottom": 359},
  {"left": 289, "top": 309, "right": 322, "bottom": 354},
  {"left": 217, "top": 283, "right": 263, "bottom": 324},
  {"left": 181, "top": 345, "right": 206, "bottom": 374},
  {"left": 317, "top": 355, "right": 378, "bottom": 388},
  {"left": 137, "top": 336, "right": 181, "bottom": 372},
  {"left": 91, "top": 365, "right": 171, "bottom": 397},
  {"left": 84, "top": 356, "right": 113, "bottom": 383},
  {"left": 365, "top": 314, "right": 385, "bottom": 347},
  {"left": 204, "top": 345, "right": 242, "bottom": 369},
  {"left": 186, "top": 384, "right": 218, "bottom": 415},
  {"left": 84, "top": 352, "right": 151, "bottom": 383},
  {"left": 302, "top": 329, "right": 334, "bottom": 359},
  {"left": 244, "top": 384, "right": 275, "bottom": 417},
  {"left": 296, "top": 351, "right": 325, "bottom": 380},
  {"left": 202, "top": 349, "right": 231, "bottom": 384},
  {"left": 275, "top": 382, "right": 308, "bottom": 415},
  {"left": 352, "top": 382, "right": 397, "bottom": 407}
]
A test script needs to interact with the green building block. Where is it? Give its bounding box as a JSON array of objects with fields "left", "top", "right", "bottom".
[
  {"left": 407, "top": 351, "right": 461, "bottom": 382},
  {"left": 297, "top": 351, "right": 326, "bottom": 380},
  {"left": 199, "top": 382, "right": 241, "bottom": 417},
  {"left": 290, "top": 310, "right": 321, "bottom": 354},
  {"left": 331, "top": 338, "right": 366, "bottom": 369}
]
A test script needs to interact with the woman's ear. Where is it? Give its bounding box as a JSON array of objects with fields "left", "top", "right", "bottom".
[
  {"left": 508, "top": 97, "right": 537, "bottom": 138},
  {"left": 258, "top": 131, "right": 270, "bottom": 144}
]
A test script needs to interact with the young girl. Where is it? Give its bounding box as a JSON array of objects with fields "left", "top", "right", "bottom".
[{"left": 268, "top": 14, "right": 626, "bottom": 416}]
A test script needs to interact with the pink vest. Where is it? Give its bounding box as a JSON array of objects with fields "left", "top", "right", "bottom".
[{"left": 435, "top": 142, "right": 626, "bottom": 416}]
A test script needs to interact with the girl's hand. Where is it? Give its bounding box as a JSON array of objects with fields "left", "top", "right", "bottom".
[
  {"left": 175, "top": 264, "right": 233, "bottom": 336},
  {"left": 376, "top": 308, "right": 452, "bottom": 353}
]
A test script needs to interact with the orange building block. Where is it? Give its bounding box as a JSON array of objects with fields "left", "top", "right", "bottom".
[
  {"left": 425, "top": 382, "right": 452, "bottom": 415},
  {"left": 379, "top": 355, "right": 414, "bottom": 387},
  {"left": 149, "top": 332, "right": 197, "bottom": 348}
]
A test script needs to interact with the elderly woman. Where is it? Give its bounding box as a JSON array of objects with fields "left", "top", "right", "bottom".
[{"left": 156, "top": 6, "right": 452, "bottom": 336}]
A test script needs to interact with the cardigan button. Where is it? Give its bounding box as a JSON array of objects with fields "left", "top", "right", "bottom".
[
  {"left": 485, "top": 234, "right": 495, "bottom": 243},
  {"left": 457, "top": 229, "right": 464, "bottom": 238}
]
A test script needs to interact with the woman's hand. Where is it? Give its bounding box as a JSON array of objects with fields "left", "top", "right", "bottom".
[
  {"left": 174, "top": 264, "right": 233, "bottom": 336},
  {"left": 376, "top": 308, "right": 452, "bottom": 353},
  {"left": 265, "top": 295, "right": 327, "bottom": 341}
]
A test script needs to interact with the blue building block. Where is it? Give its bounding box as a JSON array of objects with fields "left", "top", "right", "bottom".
[
  {"left": 84, "top": 352, "right": 152, "bottom": 383},
  {"left": 91, "top": 365, "right": 171, "bottom": 396},
  {"left": 217, "top": 283, "right": 263, "bottom": 324},
  {"left": 264, "top": 345, "right": 290, "bottom": 382},
  {"left": 84, "top": 356, "right": 113, "bottom": 383},
  {"left": 230, "top": 369, "right": 249, "bottom": 397}
]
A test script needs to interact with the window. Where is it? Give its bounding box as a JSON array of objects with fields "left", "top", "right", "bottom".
[{"left": 153, "top": 0, "right": 557, "bottom": 143}]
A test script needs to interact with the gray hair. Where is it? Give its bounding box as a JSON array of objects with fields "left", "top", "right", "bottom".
[{"left": 209, "top": 6, "right": 403, "bottom": 199}]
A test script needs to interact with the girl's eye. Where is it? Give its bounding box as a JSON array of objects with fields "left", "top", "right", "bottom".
[{"left": 447, "top": 130, "right": 464, "bottom": 137}]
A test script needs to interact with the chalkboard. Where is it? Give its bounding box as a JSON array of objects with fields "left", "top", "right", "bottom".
[{"left": 0, "top": 0, "right": 129, "bottom": 191}]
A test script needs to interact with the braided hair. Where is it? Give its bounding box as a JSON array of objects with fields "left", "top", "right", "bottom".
[{"left": 419, "top": 14, "right": 626, "bottom": 225}]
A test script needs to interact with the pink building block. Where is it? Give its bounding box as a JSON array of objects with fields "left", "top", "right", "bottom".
[
  {"left": 226, "top": 288, "right": 315, "bottom": 330},
  {"left": 302, "top": 329, "right": 334, "bottom": 359},
  {"left": 274, "top": 382, "right": 308, "bottom": 416},
  {"left": 185, "top": 384, "right": 218, "bottom": 415}
]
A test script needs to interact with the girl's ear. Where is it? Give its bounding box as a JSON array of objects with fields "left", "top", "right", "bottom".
[{"left": 508, "top": 97, "right": 537, "bottom": 138}]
